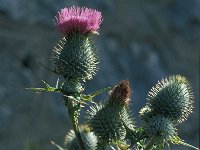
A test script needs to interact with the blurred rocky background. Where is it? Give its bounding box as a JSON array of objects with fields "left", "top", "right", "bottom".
[{"left": 0, "top": 0, "right": 199, "bottom": 149}]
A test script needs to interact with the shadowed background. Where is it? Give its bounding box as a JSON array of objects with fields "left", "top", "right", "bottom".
[{"left": 0, "top": 0, "right": 199, "bottom": 149}]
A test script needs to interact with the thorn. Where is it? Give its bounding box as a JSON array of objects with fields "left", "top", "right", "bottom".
[
  {"left": 56, "top": 78, "right": 60, "bottom": 88},
  {"left": 36, "top": 60, "right": 57, "bottom": 73}
]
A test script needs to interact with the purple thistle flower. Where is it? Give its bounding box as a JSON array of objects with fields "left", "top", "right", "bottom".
[{"left": 55, "top": 6, "right": 103, "bottom": 35}]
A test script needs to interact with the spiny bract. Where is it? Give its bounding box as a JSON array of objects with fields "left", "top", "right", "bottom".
[
  {"left": 147, "top": 75, "right": 193, "bottom": 123},
  {"left": 52, "top": 33, "right": 99, "bottom": 81}
]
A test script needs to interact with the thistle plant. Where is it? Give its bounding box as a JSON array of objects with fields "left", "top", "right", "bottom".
[{"left": 28, "top": 6, "right": 199, "bottom": 150}]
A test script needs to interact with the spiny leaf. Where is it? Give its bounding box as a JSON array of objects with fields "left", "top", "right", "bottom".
[
  {"left": 41, "top": 80, "right": 55, "bottom": 91},
  {"left": 81, "top": 87, "right": 111, "bottom": 101},
  {"left": 171, "top": 136, "right": 199, "bottom": 150},
  {"left": 26, "top": 87, "right": 47, "bottom": 93},
  {"left": 26, "top": 80, "right": 60, "bottom": 94},
  {"left": 64, "top": 95, "right": 87, "bottom": 105},
  {"left": 89, "top": 87, "right": 111, "bottom": 99}
]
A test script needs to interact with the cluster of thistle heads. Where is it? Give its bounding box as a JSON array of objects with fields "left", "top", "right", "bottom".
[{"left": 47, "top": 6, "right": 195, "bottom": 150}]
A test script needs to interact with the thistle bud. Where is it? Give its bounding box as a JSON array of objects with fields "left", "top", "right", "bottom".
[
  {"left": 87, "top": 80, "right": 134, "bottom": 146},
  {"left": 52, "top": 33, "right": 99, "bottom": 81},
  {"left": 143, "top": 116, "right": 176, "bottom": 143},
  {"left": 147, "top": 75, "right": 194, "bottom": 123},
  {"left": 87, "top": 103, "right": 127, "bottom": 145}
]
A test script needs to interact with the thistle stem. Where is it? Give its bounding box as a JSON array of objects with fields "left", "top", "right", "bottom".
[
  {"left": 67, "top": 100, "right": 85, "bottom": 150},
  {"left": 144, "top": 136, "right": 156, "bottom": 150}
]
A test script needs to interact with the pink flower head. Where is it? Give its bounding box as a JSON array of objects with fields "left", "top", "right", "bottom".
[{"left": 55, "top": 6, "right": 103, "bottom": 35}]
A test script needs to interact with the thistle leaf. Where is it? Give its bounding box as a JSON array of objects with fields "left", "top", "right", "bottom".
[
  {"left": 171, "top": 136, "right": 199, "bottom": 150},
  {"left": 81, "top": 87, "right": 111, "bottom": 101},
  {"left": 26, "top": 80, "right": 60, "bottom": 94}
]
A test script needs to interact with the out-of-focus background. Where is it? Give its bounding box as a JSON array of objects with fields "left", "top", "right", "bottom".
[{"left": 0, "top": 0, "right": 199, "bottom": 149}]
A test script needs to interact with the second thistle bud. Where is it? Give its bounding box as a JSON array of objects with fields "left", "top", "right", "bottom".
[
  {"left": 87, "top": 80, "right": 134, "bottom": 147},
  {"left": 143, "top": 115, "right": 176, "bottom": 143},
  {"left": 146, "top": 75, "right": 194, "bottom": 123}
]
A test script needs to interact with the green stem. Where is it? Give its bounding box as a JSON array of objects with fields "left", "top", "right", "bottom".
[
  {"left": 67, "top": 100, "right": 85, "bottom": 150},
  {"left": 144, "top": 137, "right": 156, "bottom": 150}
]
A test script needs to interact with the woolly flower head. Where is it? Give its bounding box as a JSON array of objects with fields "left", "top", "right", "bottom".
[{"left": 55, "top": 6, "right": 103, "bottom": 35}]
